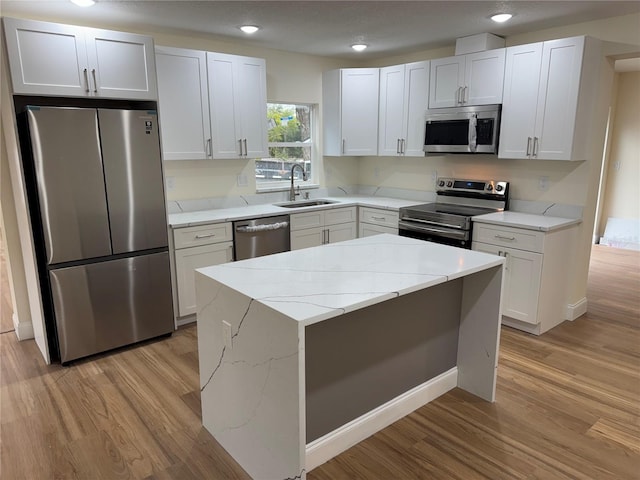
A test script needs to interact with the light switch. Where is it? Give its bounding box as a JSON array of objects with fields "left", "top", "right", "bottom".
[{"left": 222, "top": 320, "right": 233, "bottom": 349}]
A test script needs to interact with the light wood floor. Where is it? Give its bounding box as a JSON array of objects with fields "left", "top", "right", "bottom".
[{"left": 1, "top": 245, "right": 638, "bottom": 479}]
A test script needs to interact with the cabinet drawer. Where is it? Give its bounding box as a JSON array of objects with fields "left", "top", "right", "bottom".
[
  {"left": 173, "top": 222, "right": 233, "bottom": 249},
  {"left": 473, "top": 224, "right": 544, "bottom": 253},
  {"left": 324, "top": 206, "right": 357, "bottom": 226},
  {"left": 359, "top": 207, "right": 399, "bottom": 227}
]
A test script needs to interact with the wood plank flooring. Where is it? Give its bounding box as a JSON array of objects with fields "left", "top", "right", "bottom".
[{"left": 1, "top": 244, "right": 638, "bottom": 479}]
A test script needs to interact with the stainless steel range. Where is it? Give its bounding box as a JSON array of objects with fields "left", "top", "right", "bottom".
[{"left": 399, "top": 178, "right": 509, "bottom": 248}]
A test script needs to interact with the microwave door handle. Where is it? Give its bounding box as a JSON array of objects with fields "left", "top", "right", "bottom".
[{"left": 468, "top": 114, "right": 477, "bottom": 152}]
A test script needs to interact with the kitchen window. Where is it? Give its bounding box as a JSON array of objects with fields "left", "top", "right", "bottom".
[{"left": 256, "top": 103, "right": 316, "bottom": 190}]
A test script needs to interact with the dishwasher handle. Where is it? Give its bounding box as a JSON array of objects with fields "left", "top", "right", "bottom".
[{"left": 235, "top": 221, "right": 289, "bottom": 233}]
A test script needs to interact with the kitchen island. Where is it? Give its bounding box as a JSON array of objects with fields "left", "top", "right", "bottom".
[{"left": 195, "top": 234, "right": 504, "bottom": 479}]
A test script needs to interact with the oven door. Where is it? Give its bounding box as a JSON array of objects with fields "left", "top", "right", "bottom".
[{"left": 398, "top": 221, "right": 470, "bottom": 248}]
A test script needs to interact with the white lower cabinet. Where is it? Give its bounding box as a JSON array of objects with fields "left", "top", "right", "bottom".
[
  {"left": 171, "top": 223, "right": 233, "bottom": 321},
  {"left": 358, "top": 207, "right": 399, "bottom": 237},
  {"left": 472, "top": 222, "right": 575, "bottom": 335},
  {"left": 290, "top": 207, "right": 356, "bottom": 250}
]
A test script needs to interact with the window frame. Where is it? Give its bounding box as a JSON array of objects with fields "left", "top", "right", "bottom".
[{"left": 255, "top": 102, "right": 319, "bottom": 192}]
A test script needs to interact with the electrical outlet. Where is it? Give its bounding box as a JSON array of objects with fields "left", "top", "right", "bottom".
[
  {"left": 222, "top": 320, "right": 233, "bottom": 349},
  {"left": 374, "top": 167, "right": 380, "bottom": 179},
  {"left": 613, "top": 161, "right": 621, "bottom": 171},
  {"left": 236, "top": 174, "right": 248, "bottom": 187},
  {"left": 166, "top": 176, "right": 175, "bottom": 191},
  {"left": 431, "top": 170, "right": 438, "bottom": 188},
  {"left": 538, "top": 176, "right": 549, "bottom": 191}
]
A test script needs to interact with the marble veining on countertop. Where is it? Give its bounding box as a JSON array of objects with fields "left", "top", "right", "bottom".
[
  {"left": 472, "top": 211, "right": 582, "bottom": 232},
  {"left": 168, "top": 195, "right": 420, "bottom": 228},
  {"left": 196, "top": 234, "right": 503, "bottom": 326}
]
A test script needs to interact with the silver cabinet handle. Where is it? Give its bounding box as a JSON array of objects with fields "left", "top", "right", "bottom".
[
  {"left": 463, "top": 86, "right": 468, "bottom": 104},
  {"left": 83, "top": 68, "right": 90, "bottom": 93},
  {"left": 342, "top": 139, "right": 346, "bottom": 154},
  {"left": 325, "top": 229, "right": 330, "bottom": 244},
  {"left": 243, "top": 139, "right": 248, "bottom": 157},
  {"left": 400, "top": 138, "right": 405, "bottom": 154},
  {"left": 533, "top": 137, "right": 539, "bottom": 157},
  {"left": 91, "top": 69, "right": 97, "bottom": 93},
  {"left": 206, "top": 138, "right": 212, "bottom": 157},
  {"left": 397, "top": 139, "right": 401, "bottom": 154},
  {"left": 372, "top": 216, "right": 386, "bottom": 221},
  {"left": 238, "top": 139, "right": 243, "bottom": 156},
  {"left": 526, "top": 137, "right": 532, "bottom": 156},
  {"left": 456, "top": 87, "right": 462, "bottom": 104},
  {"left": 195, "top": 233, "right": 216, "bottom": 239},
  {"left": 495, "top": 234, "right": 516, "bottom": 241}
]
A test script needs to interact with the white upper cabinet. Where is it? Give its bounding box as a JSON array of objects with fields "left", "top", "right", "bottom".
[
  {"left": 3, "top": 17, "right": 157, "bottom": 100},
  {"left": 207, "top": 52, "right": 268, "bottom": 159},
  {"left": 155, "top": 46, "right": 211, "bottom": 160},
  {"left": 499, "top": 36, "right": 600, "bottom": 161},
  {"left": 428, "top": 49, "right": 505, "bottom": 108},
  {"left": 378, "top": 61, "right": 429, "bottom": 156},
  {"left": 323, "top": 68, "right": 379, "bottom": 156}
]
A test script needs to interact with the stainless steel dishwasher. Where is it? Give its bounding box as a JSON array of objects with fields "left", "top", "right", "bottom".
[{"left": 233, "top": 215, "right": 291, "bottom": 260}]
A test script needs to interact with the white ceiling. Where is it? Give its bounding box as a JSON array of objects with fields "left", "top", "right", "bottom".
[{"left": 2, "top": 1, "right": 640, "bottom": 60}]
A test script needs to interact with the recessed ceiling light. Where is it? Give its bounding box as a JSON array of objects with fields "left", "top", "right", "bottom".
[
  {"left": 240, "top": 25, "right": 260, "bottom": 34},
  {"left": 70, "top": 0, "right": 95, "bottom": 6},
  {"left": 351, "top": 44, "right": 368, "bottom": 52},
  {"left": 491, "top": 13, "right": 513, "bottom": 23}
]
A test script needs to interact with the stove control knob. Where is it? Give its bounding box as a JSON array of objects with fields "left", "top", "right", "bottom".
[
  {"left": 495, "top": 184, "right": 504, "bottom": 192},
  {"left": 438, "top": 180, "right": 445, "bottom": 187},
  {"left": 486, "top": 184, "right": 493, "bottom": 191},
  {"left": 446, "top": 181, "right": 453, "bottom": 187}
]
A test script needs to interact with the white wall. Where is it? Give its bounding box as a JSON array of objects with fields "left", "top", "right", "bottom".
[{"left": 598, "top": 71, "right": 640, "bottom": 233}]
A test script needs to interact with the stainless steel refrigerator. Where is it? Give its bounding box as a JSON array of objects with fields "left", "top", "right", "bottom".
[{"left": 24, "top": 106, "right": 174, "bottom": 364}]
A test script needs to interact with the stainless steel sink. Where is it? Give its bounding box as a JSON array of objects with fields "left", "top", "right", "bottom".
[{"left": 274, "top": 199, "right": 338, "bottom": 208}]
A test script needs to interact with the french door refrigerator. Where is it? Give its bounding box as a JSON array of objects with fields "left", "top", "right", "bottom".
[{"left": 24, "top": 106, "right": 174, "bottom": 364}]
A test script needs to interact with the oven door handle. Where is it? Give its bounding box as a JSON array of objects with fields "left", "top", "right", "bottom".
[
  {"left": 399, "top": 217, "right": 465, "bottom": 230},
  {"left": 398, "top": 221, "right": 468, "bottom": 240}
]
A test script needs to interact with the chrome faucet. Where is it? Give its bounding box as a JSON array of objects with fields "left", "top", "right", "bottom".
[{"left": 289, "top": 164, "right": 308, "bottom": 201}]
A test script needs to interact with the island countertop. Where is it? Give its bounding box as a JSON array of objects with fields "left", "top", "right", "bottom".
[
  {"left": 196, "top": 234, "right": 504, "bottom": 326},
  {"left": 196, "top": 234, "right": 505, "bottom": 479}
]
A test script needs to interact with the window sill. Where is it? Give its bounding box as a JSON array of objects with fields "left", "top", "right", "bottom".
[{"left": 256, "top": 183, "right": 319, "bottom": 194}]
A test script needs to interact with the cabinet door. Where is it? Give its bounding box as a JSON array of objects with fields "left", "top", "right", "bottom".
[
  {"left": 175, "top": 242, "right": 233, "bottom": 316},
  {"left": 378, "top": 65, "right": 406, "bottom": 156},
  {"left": 207, "top": 52, "right": 242, "bottom": 158},
  {"left": 464, "top": 49, "right": 505, "bottom": 105},
  {"left": 156, "top": 47, "right": 211, "bottom": 160},
  {"left": 236, "top": 55, "right": 269, "bottom": 158},
  {"left": 327, "top": 223, "right": 357, "bottom": 244},
  {"left": 3, "top": 17, "right": 89, "bottom": 96},
  {"left": 291, "top": 227, "right": 324, "bottom": 251},
  {"left": 473, "top": 242, "right": 542, "bottom": 325},
  {"left": 498, "top": 43, "right": 543, "bottom": 159},
  {"left": 429, "top": 56, "right": 464, "bottom": 108},
  {"left": 535, "top": 37, "right": 585, "bottom": 160},
  {"left": 86, "top": 28, "right": 157, "bottom": 100},
  {"left": 403, "top": 61, "right": 430, "bottom": 156},
  {"left": 341, "top": 69, "right": 379, "bottom": 155}
]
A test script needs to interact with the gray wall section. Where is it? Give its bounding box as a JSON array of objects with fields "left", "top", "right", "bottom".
[{"left": 305, "top": 279, "right": 462, "bottom": 443}]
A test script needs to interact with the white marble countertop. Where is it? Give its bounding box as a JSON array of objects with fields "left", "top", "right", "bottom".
[
  {"left": 472, "top": 211, "right": 582, "bottom": 232},
  {"left": 168, "top": 195, "right": 419, "bottom": 228},
  {"left": 196, "top": 234, "right": 503, "bottom": 327}
]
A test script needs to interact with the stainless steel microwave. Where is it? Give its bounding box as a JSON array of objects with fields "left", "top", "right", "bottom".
[{"left": 424, "top": 105, "right": 501, "bottom": 154}]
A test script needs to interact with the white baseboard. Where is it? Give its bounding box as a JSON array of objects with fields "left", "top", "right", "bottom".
[
  {"left": 176, "top": 315, "right": 196, "bottom": 327},
  {"left": 14, "top": 314, "right": 34, "bottom": 340},
  {"left": 565, "top": 298, "right": 588, "bottom": 321},
  {"left": 305, "top": 367, "right": 458, "bottom": 471}
]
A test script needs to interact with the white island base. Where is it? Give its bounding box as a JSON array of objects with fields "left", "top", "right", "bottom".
[{"left": 195, "top": 234, "right": 504, "bottom": 480}]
